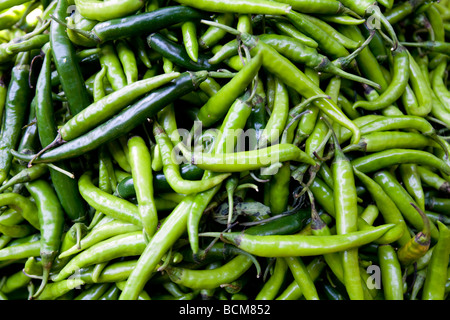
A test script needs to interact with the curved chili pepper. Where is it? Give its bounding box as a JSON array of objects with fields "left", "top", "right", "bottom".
[
  {"left": 399, "top": 164, "right": 425, "bottom": 212},
  {"left": 148, "top": 33, "right": 218, "bottom": 72},
  {"left": 271, "top": 20, "right": 319, "bottom": 48},
  {"left": 73, "top": 0, "right": 144, "bottom": 21},
  {"left": 285, "top": 256, "right": 320, "bottom": 300},
  {"left": 174, "top": 0, "right": 292, "bottom": 14},
  {"left": 25, "top": 179, "right": 65, "bottom": 298},
  {"left": 276, "top": 0, "right": 353, "bottom": 15},
  {"left": 178, "top": 140, "right": 315, "bottom": 172},
  {"left": 255, "top": 258, "right": 288, "bottom": 300},
  {"left": 78, "top": 171, "right": 142, "bottom": 227},
  {"left": 66, "top": 9, "right": 97, "bottom": 47},
  {"left": 397, "top": 203, "right": 431, "bottom": 266},
  {"left": 128, "top": 135, "right": 158, "bottom": 238},
  {"left": 119, "top": 195, "right": 195, "bottom": 300},
  {"left": 200, "top": 12, "right": 234, "bottom": 50},
  {"left": 35, "top": 45, "right": 87, "bottom": 223},
  {"left": 406, "top": 50, "right": 433, "bottom": 117},
  {"left": 351, "top": 149, "right": 450, "bottom": 176},
  {"left": 50, "top": 0, "right": 91, "bottom": 116},
  {"left": 52, "top": 231, "right": 147, "bottom": 282},
  {"left": 0, "top": 238, "right": 41, "bottom": 261},
  {"left": 343, "top": 131, "right": 443, "bottom": 153},
  {"left": 421, "top": 221, "right": 450, "bottom": 300},
  {"left": 373, "top": 170, "right": 440, "bottom": 241},
  {"left": 353, "top": 46, "right": 409, "bottom": 111},
  {"left": 11, "top": 71, "right": 209, "bottom": 164},
  {"left": 197, "top": 53, "right": 263, "bottom": 127},
  {"left": 59, "top": 220, "right": 144, "bottom": 259},
  {"left": 153, "top": 121, "right": 231, "bottom": 194},
  {"left": 60, "top": 72, "right": 180, "bottom": 142},
  {"left": 181, "top": 21, "right": 199, "bottom": 63},
  {"left": 188, "top": 89, "right": 256, "bottom": 256},
  {"left": 0, "top": 52, "right": 32, "bottom": 185},
  {"left": 116, "top": 39, "right": 138, "bottom": 85},
  {"left": 338, "top": 24, "right": 389, "bottom": 92},
  {"left": 166, "top": 254, "right": 254, "bottom": 290},
  {"left": 327, "top": 117, "right": 364, "bottom": 300},
  {"left": 34, "top": 278, "right": 85, "bottom": 300},
  {"left": 202, "top": 224, "right": 395, "bottom": 257},
  {"left": 0, "top": 193, "right": 40, "bottom": 231},
  {"left": 378, "top": 244, "right": 403, "bottom": 300},
  {"left": 418, "top": 166, "right": 450, "bottom": 194},
  {"left": 286, "top": 10, "right": 351, "bottom": 60}
]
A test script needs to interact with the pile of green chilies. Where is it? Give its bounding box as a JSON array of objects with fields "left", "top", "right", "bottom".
[{"left": 0, "top": 0, "right": 449, "bottom": 301}]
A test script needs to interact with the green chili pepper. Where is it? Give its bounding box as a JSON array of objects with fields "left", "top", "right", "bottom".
[
  {"left": 153, "top": 121, "right": 231, "bottom": 194},
  {"left": 343, "top": 131, "right": 442, "bottom": 153},
  {"left": 59, "top": 72, "right": 180, "bottom": 143},
  {"left": 99, "top": 43, "right": 127, "bottom": 91},
  {"left": 66, "top": 9, "right": 98, "bottom": 47},
  {"left": 0, "top": 238, "right": 41, "bottom": 261},
  {"left": 286, "top": 10, "right": 350, "bottom": 60},
  {"left": 276, "top": 257, "right": 326, "bottom": 300},
  {"left": 35, "top": 278, "right": 85, "bottom": 300},
  {"left": 25, "top": 179, "right": 65, "bottom": 298},
  {"left": 271, "top": 20, "right": 318, "bottom": 48},
  {"left": 128, "top": 135, "right": 158, "bottom": 238},
  {"left": 199, "top": 13, "right": 234, "bottom": 50},
  {"left": 397, "top": 203, "right": 431, "bottom": 266},
  {"left": 201, "top": 224, "right": 394, "bottom": 257},
  {"left": 119, "top": 195, "right": 195, "bottom": 300},
  {"left": 418, "top": 166, "right": 450, "bottom": 194},
  {"left": 52, "top": 231, "right": 147, "bottom": 282},
  {"left": 78, "top": 171, "right": 142, "bottom": 227},
  {"left": 327, "top": 117, "right": 364, "bottom": 300},
  {"left": 11, "top": 71, "right": 209, "bottom": 164},
  {"left": 197, "top": 53, "right": 263, "bottom": 127},
  {"left": 50, "top": 0, "right": 91, "bottom": 116},
  {"left": 399, "top": 164, "right": 425, "bottom": 212},
  {"left": 73, "top": 0, "right": 144, "bottom": 21},
  {"left": 0, "top": 193, "right": 40, "bottom": 230},
  {"left": 353, "top": 46, "right": 409, "bottom": 111},
  {"left": 116, "top": 39, "right": 138, "bottom": 85},
  {"left": 351, "top": 149, "right": 450, "bottom": 176},
  {"left": 0, "top": 52, "right": 32, "bottom": 185},
  {"left": 378, "top": 244, "right": 403, "bottom": 300},
  {"left": 66, "top": 6, "right": 206, "bottom": 45},
  {"left": 173, "top": 0, "right": 292, "bottom": 14},
  {"left": 338, "top": 24, "right": 389, "bottom": 93},
  {"left": 259, "top": 76, "right": 289, "bottom": 147},
  {"left": 167, "top": 254, "right": 254, "bottom": 290},
  {"left": 181, "top": 21, "right": 199, "bottom": 63},
  {"left": 59, "top": 219, "right": 141, "bottom": 259},
  {"left": 178, "top": 141, "right": 315, "bottom": 172},
  {"left": 255, "top": 258, "right": 288, "bottom": 300},
  {"left": 373, "top": 170, "right": 440, "bottom": 241},
  {"left": 35, "top": 45, "right": 87, "bottom": 223},
  {"left": 421, "top": 221, "right": 450, "bottom": 300}
]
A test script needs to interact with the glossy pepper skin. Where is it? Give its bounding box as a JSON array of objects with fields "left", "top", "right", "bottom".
[
  {"left": 0, "top": 52, "right": 32, "bottom": 184},
  {"left": 11, "top": 72, "right": 209, "bottom": 164}
]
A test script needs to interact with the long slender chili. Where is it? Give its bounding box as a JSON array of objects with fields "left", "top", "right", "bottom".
[
  {"left": 11, "top": 72, "right": 209, "bottom": 164},
  {"left": 35, "top": 45, "right": 87, "bottom": 223},
  {"left": 0, "top": 52, "right": 32, "bottom": 185},
  {"left": 25, "top": 179, "right": 64, "bottom": 299},
  {"left": 50, "top": 0, "right": 91, "bottom": 116}
]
